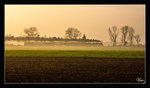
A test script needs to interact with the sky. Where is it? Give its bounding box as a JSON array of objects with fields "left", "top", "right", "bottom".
[{"left": 5, "top": 5, "right": 145, "bottom": 44}]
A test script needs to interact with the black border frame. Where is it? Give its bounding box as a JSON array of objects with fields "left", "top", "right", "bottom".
[{"left": 0, "top": 0, "right": 149, "bottom": 88}]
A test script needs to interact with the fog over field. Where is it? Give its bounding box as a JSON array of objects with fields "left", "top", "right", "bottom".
[{"left": 5, "top": 5, "right": 145, "bottom": 44}]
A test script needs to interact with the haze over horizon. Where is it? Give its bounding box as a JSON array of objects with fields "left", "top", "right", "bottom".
[{"left": 5, "top": 5, "right": 145, "bottom": 44}]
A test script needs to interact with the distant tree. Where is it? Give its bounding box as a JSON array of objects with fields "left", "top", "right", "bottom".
[
  {"left": 5, "top": 34, "right": 14, "bottom": 41},
  {"left": 24, "top": 27, "right": 39, "bottom": 37},
  {"left": 8, "top": 34, "right": 14, "bottom": 37},
  {"left": 52, "top": 37, "right": 57, "bottom": 40},
  {"left": 65, "top": 27, "right": 81, "bottom": 39},
  {"left": 37, "top": 34, "right": 40, "bottom": 37},
  {"left": 134, "top": 34, "right": 141, "bottom": 45},
  {"left": 44, "top": 35, "right": 47, "bottom": 38},
  {"left": 108, "top": 26, "right": 119, "bottom": 46},
  {"left": 5, "top": 34, "right": 14, "bottom": 38},
  {"left": 121, "top": 25, "right": 129, "bottom": 46},
  {"left": 128, "top": 27, "right": 135, "bottom": 46},
  {"left": 82, "top": 34, "right": 86, "bottom": 40}
]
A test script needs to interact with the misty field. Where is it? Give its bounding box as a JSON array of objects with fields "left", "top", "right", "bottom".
[{"left": 5, "top": 46, "right": 145, "bottom": 83}]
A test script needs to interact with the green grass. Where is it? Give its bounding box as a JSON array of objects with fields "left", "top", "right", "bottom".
[
  {"left": 5, "top": 50, "right": 145, "bottom": 58},
  {"left": 5, "top": 46, "right": 145, "bottom": 58}
]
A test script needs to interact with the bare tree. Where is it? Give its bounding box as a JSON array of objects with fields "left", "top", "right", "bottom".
[
  {"left": 24, "top": 27, "right": 39, "bottom": 37},
  {"left": 128, "top": 27, "right": 135, "bottom": 46},
  {"left": 108, "top": 26, "right": 119, "bottom": 46},
  {"left": 121, "top": 25, "right": 129, "bottom": 46},
  {"left": 134, "top": 34, "right": 141, "bottom": 45},
  {"left": 65, "top": 27, "right": 81, "bottom": 39}
]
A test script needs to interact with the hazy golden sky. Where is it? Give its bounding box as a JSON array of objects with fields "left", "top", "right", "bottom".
[{"left": 5, "top": 5, "right": 145, "bottom": 43}]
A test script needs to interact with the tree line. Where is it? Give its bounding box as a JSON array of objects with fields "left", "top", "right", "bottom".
[
  {"left": 5, "top": 27, "right": 101, "bottom": 42},
  {"left": 108, "top": 25, "right": 141, "bottom": 46},
  {"left": 5, "top": 26, "right": 142, "bottom": 46}
]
